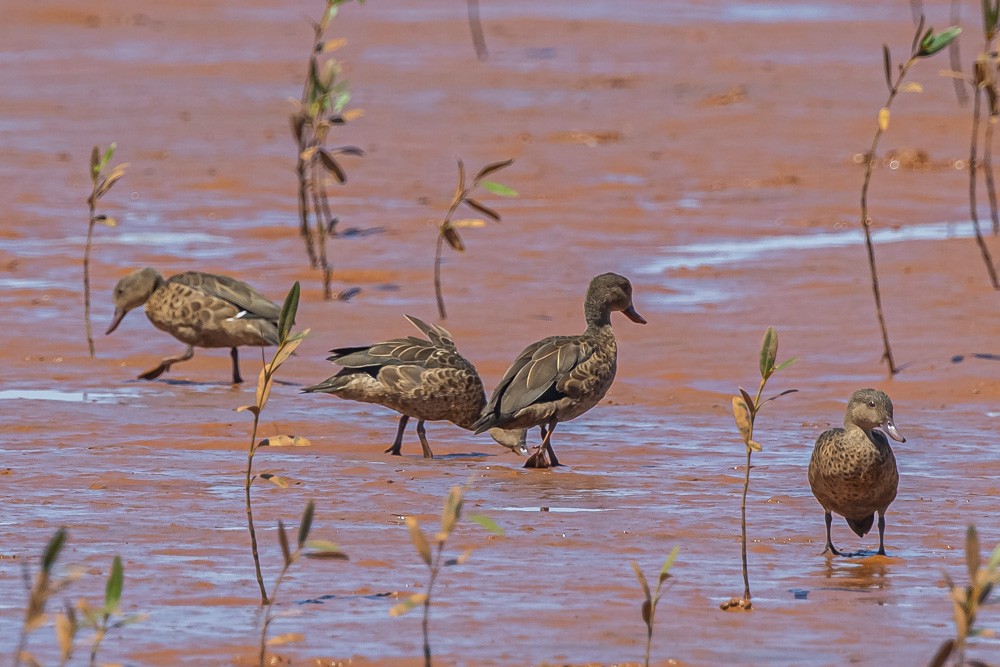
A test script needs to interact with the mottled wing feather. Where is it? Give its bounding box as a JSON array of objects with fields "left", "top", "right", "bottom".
[
  {"left": 404, "top": 315, "right": 455, "bottom": 350},
  {"left": 493, "top": 335, "right": 587, "bottom": 418},
  {"left": 379, "top": 364, "right": 426, "bottom": 393},
  {"left": 172, "top": 272, "right": 282, "bottom": 321}
]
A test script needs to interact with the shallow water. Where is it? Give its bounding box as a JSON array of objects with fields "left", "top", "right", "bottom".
[{"left": 4, "top": 0, "right": 1000, "bottom": 665}]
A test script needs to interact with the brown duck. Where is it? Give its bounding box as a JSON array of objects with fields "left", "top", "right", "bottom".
[
  {"left": 473, "top": 272, "right": 646, "bottom": 468},
  {"left": 303, "top": 315, "right": 527, "bottom": 458},
  {"left": 808, "top": 388, "right": 906, "bottom": 556},
  {"left": 105, "top": 267, "right": 281, "bottom": 384}
]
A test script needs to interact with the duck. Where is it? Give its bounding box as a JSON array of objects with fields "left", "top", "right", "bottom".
[
  {"left": 303, "top": 315, "right": 527, "bottom": 458},
  {"left": 808, "top": 388, "right": 906, "bottom": 556},
  {"left": 472, "top": 272, "right": 646, "bottom": 468},
  {"left": 105, "top": 267, "right": 281, "bottom": 384}
]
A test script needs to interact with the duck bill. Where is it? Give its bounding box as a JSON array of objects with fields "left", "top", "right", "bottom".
[
  {"left": 623, "top": 305, "right": 647, "bottom": 324},
  {"left": 882, "top": 419, "right": 906, "bottom": 443},
  {"left": 488, "top": 427, "right": 529, "bottom": 456},
  {"left": 105, "top": 308, "right": 127, "bottom": 335}
]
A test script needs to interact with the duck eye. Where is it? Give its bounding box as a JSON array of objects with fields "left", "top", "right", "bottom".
[{"left": 868, "top": 400, "right": 876, "bottom": 408}]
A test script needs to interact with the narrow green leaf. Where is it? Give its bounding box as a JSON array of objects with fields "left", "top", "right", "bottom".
[
  {"left": 731, "top": 396, "right": 752, "bottom": 444},
  {"left": 882, "top": 44, "right": 892, "bottom": 93},
  {"left": 104, "top": 555, "right": 123, "bottom": 612},
  {"left": 919, "top": 26, "right": 962, "bottom": 57},
  {"left": 759, "top": 327, "right": 778, "bottom": 378},
  {"left": 463, "top": 197, "right": 501, "bottom": 222},
  {"left": 967, "top": 525, "right": 981, "bottom": 584},
  {"left": 479, "top": 180, "right": 519, "bottom": 197},
  {"left": 467, "top": 513, "right": 504, "bottom": 536},
  {"left": 100, "top": 142, "right": 117, "bottom": 173},
  {"left": 278, "top": 282, "right": 300, "bottom": 342},
  {"left": 90, "top": 145, "right": 100, "bottom": 177},
  {"left": 277, "top": 519, "right": 292, "bottom": 567},
  {"left": 42, "top": 527, "right": 68, "bottom": 573},
  {"left": 298, "top": 500, "right": 315, "bottom": 548},
  {"left": 440, "top": 486, "right": 463, "bottom": 537},
  {"left": 658, "top": 545, "right": 680, "bottom": 583},
  {"left": 773, "top": 356, "right": 798, "bottom": 373},
  {"left": 631, "top": 561, "right": 651, "bottom": 604},
  {"left": 474, "top": 158, "right": 514, "bottom": 182},
  {"left": 389, "top": 592, "right": 427, "bottom": 617},
  {"left": 406, "top": 517, "right": 432, "bottom": 565}
]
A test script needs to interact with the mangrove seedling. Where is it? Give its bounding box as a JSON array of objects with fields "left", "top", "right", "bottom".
[
  {"left": 257, "top": 500, "right": 348, "bottom": 667},
  {"left": 390, "top": 485, "right": 504, "bottom": 667},
  {"left": 84, "top": 142, "right": 127, "bottom": 357},
  {"left": 928, "top": 525, "right": 1000, "bottom": 667},
  {"left": 859, "top": 17, "right": 960, "bottom": 374},
  {"left": 433, "top": 158, "right": 516, "bottom": 319},
  {"left": 722, "top": 327, "right": 796, "bottom": 611},
  {"left": 14, "top": 528, "right": 74, "bottom": 667},
  {"left": 237, "top": 282, "right": 311, "bottom": 604},
  {"left": 631, "top": 546, "right": 680, "bottom": 667},
  {"left": 962, "top": 0, "right": 1000, "bottom": 288},
  {"left": 290, "top": 0, "right": 365, "bottom": 300},
  {"left": 76, "top": 555, "right": 145, "bottom": 667}
]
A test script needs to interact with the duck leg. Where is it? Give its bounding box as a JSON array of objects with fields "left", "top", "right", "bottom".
[
  {"left": 524, "top": 418, "right": 560, "bottom": 468},
  {"left": 385, "top": 415, "right": 410, "bottom": 455},
  {"left": 138, "top": 345, "right": 195, "bottom": 380},
  {"left": 876, "top": 512, "right": 887, "bottom": 556},
  {"left": 415, "top": 419, "right": 434, "bottom": 459},
  {"left": 822, "top": 510, "right": 843, "bottom": 556},
  {"left": 230, "top": 347, "right": 243, "bottom": 384}
]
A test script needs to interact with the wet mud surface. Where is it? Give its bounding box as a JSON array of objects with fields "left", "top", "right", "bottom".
[{"left": 3, "top": 0, "right": 1000, "bottom": 664}]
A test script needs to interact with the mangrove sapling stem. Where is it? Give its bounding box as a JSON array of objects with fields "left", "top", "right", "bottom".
[
  {"left": 739, "top": 376, "right": 766, "bottom": 602},
  {"left": 967, "top": 61, "right": 1000, "bottom": 288},
  {"left": 421, "top": 543, "right": 446, "bottom": 667},
  {"left": 84, "top": 200, "right": 98, "bottom": 358},
  {"left": 245, "top": 405, "right": 269, "bottom": 605},
  {"left": 860, "top": 60, "right": 914, "bottom": 375}
]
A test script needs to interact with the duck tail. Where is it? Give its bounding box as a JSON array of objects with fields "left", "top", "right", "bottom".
[
  {"left": 471, "top": 412, "right": 497, "bottom": 435},
  {"left": 845, "top": 514, "right": 875, "bottom": 538}
]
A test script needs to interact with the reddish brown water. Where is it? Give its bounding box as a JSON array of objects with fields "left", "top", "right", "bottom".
[{"left": 4, "top": 0, "right": 1000, "bottom": 664}]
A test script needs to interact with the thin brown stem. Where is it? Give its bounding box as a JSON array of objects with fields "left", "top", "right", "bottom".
[
  {"left": 422, "top": 543, "right": 444, "bottom": 667},
  {"left": 258, "top": 555, "right": 294, "bottom": 667},
  {"left": 434, "top": 233, "right": 446, "bottom": 320},
  {"left": 985, "top": 112, "right": 1000, "bottom": 236},
  {"left": 83, "top": 204, "right": 97, "bottom": 358},
  {"left": 296, "top": 151, "right": 317, "bottom": 269},
  {"left": 310, "top": 161, "right": 333, "bottom": 300},
  {"left": 968, "top": 82, "right": 1000, "bottom": 288},
  {"left": 739, "top": 448, "right": 752, "bottom": 602},
  {"left": 860, "top": 59, "right": 915, "bottom": 375},
  {"left": 245, "top": 417, "right": 268, "bottom": 605}
]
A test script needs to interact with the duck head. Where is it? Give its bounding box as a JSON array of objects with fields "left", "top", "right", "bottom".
[
  {"left": 845, "top": 388, "right": 905, "bottom": 443},
  {"left": 106, "top": 267, "right": 163, "bottom": 335},
  {"left": 488, "top": 427, "right": 529, "bottom": 456},
  {"left": 585, "top": 272, "right": 646, "bottom": 326}
]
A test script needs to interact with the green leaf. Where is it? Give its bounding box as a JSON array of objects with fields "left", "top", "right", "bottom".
[
  {"left": 440, "top": 486, "right": 463, "bottom": 537},
  {"left": 42, "top": 527, "right": 68, "bottom": 573},
  {"left": 468, "top": 513, "right": 504, "bottom": 536},
  {"left": 463, "top": 197, "right": 501, "bottom": 222},
  {"left": 298, "top": 500, "right": 315, "bottom": 548},
  {"left": 474, "top": 158, "right": 514, "bottom": 182},
  {"left": 479, "top": 180, "right": 519, "bottom": 197},
  {"left": 389, "top": 592, "right": 427, "bottom": 617},
  {"left": 759, "top": 327, "right": 778, "bottom": 378},
  {"left": 918, "top": 26, "right": 961, "bottom": 57},
  {"left": 278, "top": 281, "right": 300, "bottom": 342},
  {"left": 985, "top": 0, "right": 999, "bottom": 37},
  {"left": 406, "top": 517, "right": 432, "bottom": 565},
  {"left": 99, "top": 142, "right": 117, "bottom": 174},
  {"left": 731, "top": 396, "right": 752, "bottom": 444},
  {"left": 967, "top": 525, "right": 981, "bottom": 584},
  {"left": 278, "top": 519, "right": 292, "bottom": 566},
  {"left": 104, "top": 555, "right": 123, "bottom": 613},
  {"left": 773, "top": 356, "right": 798, "bottom": 373},
  {"left": 658, "top": 545, "right": 680, "bottom": 583},
  {"left": 988, "top": 542, "right": 1000, "bottom": 570},
  {"left": 631, "top": 561, "right": 651, "bottom": 604}
]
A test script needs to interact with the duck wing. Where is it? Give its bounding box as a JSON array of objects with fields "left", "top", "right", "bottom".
[
  {"left": 170, "top": 272, "right": 282, "bottom": 322},
  {"left": 475, "top": 334, "right": 587, "bottom": 431}
]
